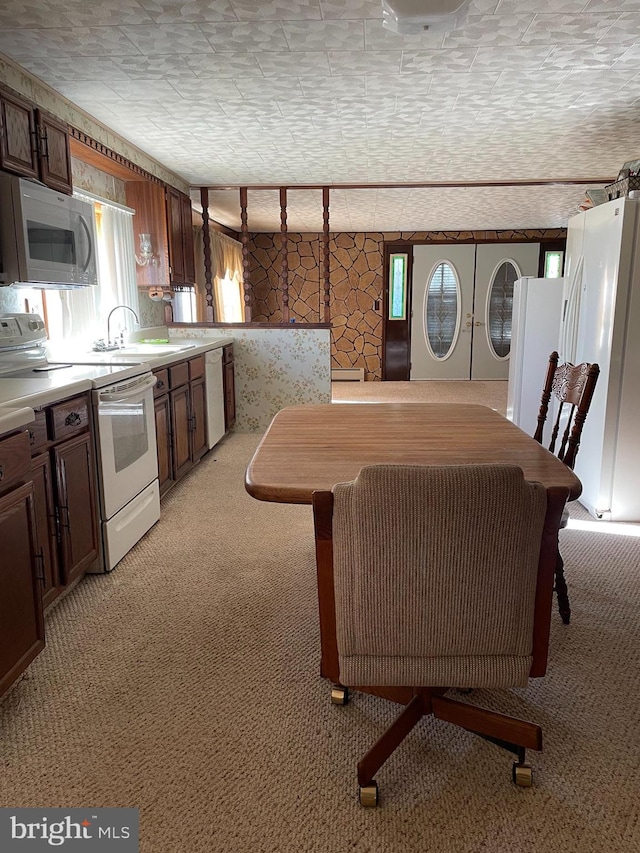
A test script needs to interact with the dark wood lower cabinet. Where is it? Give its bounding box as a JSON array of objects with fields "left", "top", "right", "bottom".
[
  {"left": 31, "top": 453, "right": 60, "bottom": 609},
  {"left": 159, "top": 355, "right": 212, "bottom": 493},
  {"left": 170, "top": 383, "right": 192, "bottom": 480},
  {"left": 29, "top": 392, "right": 99, "bottom": 607},
  {"left": 154, "top": 394, "right": 174, "bottom": 496},
  {"left": 190, "top": 376, "right": 208, "bottom": 463},
  {"left": 53, "top": 432, "right": 98, "bottom": 584},
  {"left": 223, "top": 346, "right": 236, "bottom": 430},
  {"left": 0, "top": 475, "right": 45, "bottom": 699}
]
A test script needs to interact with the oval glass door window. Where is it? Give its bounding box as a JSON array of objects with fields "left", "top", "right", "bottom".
[
  {"left": 487, "top": 261, "right": 519, "bottom": 359},
  {"left": 425, "top": 262, "right": 460, "bottom": 359}
]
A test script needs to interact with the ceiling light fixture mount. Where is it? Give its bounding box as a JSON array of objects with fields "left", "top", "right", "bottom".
[{"left": 381, "top": 0, "right": 470, "bottom": 34}]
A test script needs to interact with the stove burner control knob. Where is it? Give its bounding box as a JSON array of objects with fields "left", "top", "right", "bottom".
[{"left": 28, "top": 320, "right": 40, "bottom": 330}]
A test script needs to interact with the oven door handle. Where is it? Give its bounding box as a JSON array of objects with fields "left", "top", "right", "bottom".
[{"left": 98, "top": 374, "right": 157, "bottom": 403}]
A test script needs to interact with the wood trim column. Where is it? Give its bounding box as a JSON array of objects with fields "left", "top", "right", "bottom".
[
  {"left": 239, "top": 187, "right": 251, "bottom": 322},
  {"left": 322, "top": 186, "right": 331, "bottom": 323},
  {"left": 200, "top": 187, "right": 215, "bottom": 323},
  {"left": 280, "top": 186, "right": 289, "bottom": 322}
]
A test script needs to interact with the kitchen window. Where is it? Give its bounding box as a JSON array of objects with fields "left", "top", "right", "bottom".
[{"left": 43, "top": 194, "right": 139, "bottom": 347}]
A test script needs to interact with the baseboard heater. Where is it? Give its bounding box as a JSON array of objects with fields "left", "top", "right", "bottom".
[{"left": 331, "top": 367, "right": 365, "bottom": 382}]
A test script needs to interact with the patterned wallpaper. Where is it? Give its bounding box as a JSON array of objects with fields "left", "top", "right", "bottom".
[
  {"left": 168, "top": 326, "right": 331, "bottom": 432},
  {"left": 71, "top": 157, "right": 126, "bottom": 205},
  {"left": 248, "top": 228, "right": 565, "bottom": 380}
]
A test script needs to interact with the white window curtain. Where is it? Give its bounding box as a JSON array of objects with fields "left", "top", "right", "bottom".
[
  {"left": 46, "top": 196, "right": 139, "bottom": 348},
  {"left": 195, "top": 228, "right": 244, "bottom": 322},
  {"left": 94, "top": 202, "right": 140, "bottom": 340}
]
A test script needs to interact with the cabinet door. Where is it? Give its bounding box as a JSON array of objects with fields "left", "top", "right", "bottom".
[
  {"left": 170, "top": 384, "right": 192, "bottom": 480},
  {"left": 182, "top": 193, "right": 196, "bottom": 284},
  {"left": 154, "top": 394, "right": 174, "bottom": 496},
  {"left": 0, "top": 87, "right": 38, "bottom": 179},
  {"left": 167, "top": 187, "right": 185, "bottom": 284},
  {"left": 53, "top": 433, "right": 98, "bottom": 584},
  {"left": 190, "top": 377, "right": 208, "bottom": 462},
  {"left": 31, "top": 454, "right": 60, "bottom": 609},
  {"left": 35, "top": 109, "right": 73, "bottom": 195},
  {"left": 224, "top": 360, "right": 236, "bottom": 431},
  {"left": 0, "top": 482, "right": 45, "bottom": 699}
]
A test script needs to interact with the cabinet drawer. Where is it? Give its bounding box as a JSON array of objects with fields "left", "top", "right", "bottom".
[
  {"left": 49, "top": 395, "right": 90, "bottom": 441},
  {"left": 27, "top": 410, "right": 48, "bottom": 454},
  {"left": 169, "top": 360, "right": 189, "bottom": 389},
  {"left": 189, "top": 355, "right": 205, "bottom": 380},
  {"left": 153, "top": 368, "right": 169, "bottom": 397},
  {"left": 0, "top": 431, "right": 30, "bottom": 490},
  {"left": 222, "top": 344, "right": 233, "bottom": 364}
]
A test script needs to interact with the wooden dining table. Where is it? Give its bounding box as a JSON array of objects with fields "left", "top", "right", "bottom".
[{"left": 244, "top": 403, "right": 582, "bottom": 505}]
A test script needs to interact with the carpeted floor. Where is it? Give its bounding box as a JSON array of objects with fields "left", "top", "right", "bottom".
[{"left": 1, "top": 414, "right": 639, "bottom": 851}]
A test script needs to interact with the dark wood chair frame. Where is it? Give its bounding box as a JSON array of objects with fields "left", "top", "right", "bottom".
[
  {"left": 533, "top": 351, "right": 600, "bottom": 623},
  {"left": 312, "top": 485, "right": 568, "bottom": 805}
]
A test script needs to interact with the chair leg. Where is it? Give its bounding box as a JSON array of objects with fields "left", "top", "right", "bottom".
[
  {"left": 357, "top": 695, "right": 425, "bottom": 788},
  {"left": 554, "top": 547, "right": 571, "bottom": 624}
]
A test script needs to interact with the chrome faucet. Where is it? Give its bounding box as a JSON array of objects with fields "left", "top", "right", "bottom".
[{"left": 107, "top": 305, "right": 139, "bottom": 348}]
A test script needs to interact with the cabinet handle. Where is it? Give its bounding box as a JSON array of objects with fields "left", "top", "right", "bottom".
[
  {"left": 35, "top": 548, "right": 46, "bottom": 583},
  {"left": 40, "top": 127, "right": 49, "bottom": 161},
  {"left": 0, "top": 464, "right": 4, "bottom": 482},
  {"left": 156, "top": 379, "right": 165, "bottom": 391},
  {"left": 64, "top": 411, "right": 82, "bottom": 426},
  {"left": 29, "top": 430, "right": 36, "bottom": 446}
]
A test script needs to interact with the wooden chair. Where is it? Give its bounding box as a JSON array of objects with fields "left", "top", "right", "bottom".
[
  {"left": 533, "top": 351, "right": 600, "bottom": 623},
  {"left": 312, "top": 464, "right": 568, "bottom": 806}
]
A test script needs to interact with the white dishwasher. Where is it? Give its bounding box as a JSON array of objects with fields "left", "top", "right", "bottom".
[{"left": 205, "top": 348, "right": 226, "bottom": 448}]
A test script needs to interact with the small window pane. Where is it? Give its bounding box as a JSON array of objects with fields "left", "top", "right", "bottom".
[
  {"left": 388, "top": 253, "right": 407, "bottom": 320},
  {"left": 425, "top": 262, "right": 459, "bottom": 359},
  {"left": 544, "top": 251, "right": 563, "bottom": 278},
  {"left": 488, "top": 261, "right": 518, "bottom": 358}
]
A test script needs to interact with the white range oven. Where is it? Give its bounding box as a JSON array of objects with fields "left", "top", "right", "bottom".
[
  {"left": 0, "top": 313, "right": 160, "bottom": 573},
  {"left": 92, "top": 371, "right": 160, "bottom": 572}
]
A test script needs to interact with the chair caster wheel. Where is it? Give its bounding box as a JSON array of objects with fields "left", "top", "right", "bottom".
[
  {"left": 512, "top": 762, "right": 533, "bottom": 787},
  {"left": 359, "top": 781, "right": 379, "bottom": 807},
  {"left": 330, "top": 685, "right": 349, "bottom": 705}
]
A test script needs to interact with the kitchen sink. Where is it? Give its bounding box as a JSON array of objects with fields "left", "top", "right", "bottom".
[{"left": 112, "top": 343, "right": 197, "bottom": 356}]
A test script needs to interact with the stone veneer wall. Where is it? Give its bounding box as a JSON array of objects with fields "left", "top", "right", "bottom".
[{"left": 248, "top": 229, "right": 565, "bottom": 381}]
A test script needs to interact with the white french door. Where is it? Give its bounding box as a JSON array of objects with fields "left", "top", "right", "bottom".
[{"left": 410, "top": 243, "right": 540, "bottom": 380}]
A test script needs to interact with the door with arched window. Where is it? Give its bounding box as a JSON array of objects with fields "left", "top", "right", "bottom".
[{"left": 410, "top": 243, "right": 540, "bottom": 380}]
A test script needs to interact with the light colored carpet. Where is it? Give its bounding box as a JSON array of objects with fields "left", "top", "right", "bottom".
[
  {"left": 332, "top": 380, "right": 508, "bottom": 415},
  {"left": 1, "top": 432, "right": 639, "bottom": 853}
]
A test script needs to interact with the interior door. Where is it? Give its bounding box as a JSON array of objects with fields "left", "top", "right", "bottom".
[
  {"left": 410, "top": 245, "right": 475, "bottom": 380},
  {"left": 471, "top": 243, "right": 540, "bottom": 379}
]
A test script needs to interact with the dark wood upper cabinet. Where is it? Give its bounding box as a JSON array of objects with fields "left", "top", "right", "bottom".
[
  {"left": 35, "top": 109, "right": 73, "bottom": 195},
  {"left": 182, "top": 193, "right": 196, "bottom": 284},
  {"left": 0, "top": 85, "right": 72, "bottom": 194},
  {"left": 167, "top": 187, "right": 185, "bottom": 285},
  {"left": 125, "top": 181, "right": 170, "bottom": 289},
  {"left": 166, "top": 187, "right": 195, "bottom": 286},
  {"left": 0, "top": 87, "right": 38, "bottom": 180}
]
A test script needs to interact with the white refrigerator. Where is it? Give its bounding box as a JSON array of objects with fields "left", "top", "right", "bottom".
[
  {"left": 561, "top": 196, "right": 640, "bottom": 521},
  {"left": 507, "top": 276, "right": 564, "bottom": 445}
]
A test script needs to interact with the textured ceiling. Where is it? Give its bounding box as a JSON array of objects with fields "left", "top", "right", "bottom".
[{"left": 1, "top": 0, "right": 638, "bottom": 231}]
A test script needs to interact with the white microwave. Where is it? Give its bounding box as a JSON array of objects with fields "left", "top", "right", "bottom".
[{"left": 0, "top": 173, "right": 98, "bottom": 288}]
